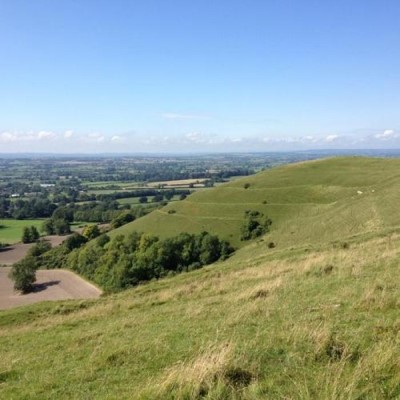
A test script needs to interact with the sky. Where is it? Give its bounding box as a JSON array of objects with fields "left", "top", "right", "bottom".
[{"left": 0, "top": 0, "right": 399, "bottom": 153}]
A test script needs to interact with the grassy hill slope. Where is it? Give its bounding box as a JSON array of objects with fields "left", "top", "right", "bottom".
[
  {"left": 0, "top": 230, "right": 399, "bottom": 399},
  {"left": 113, "top": 157, "right": 400, "bottom": 249},
  {"left": 0, "top": 157, "right": 399, "bottom": 399}
]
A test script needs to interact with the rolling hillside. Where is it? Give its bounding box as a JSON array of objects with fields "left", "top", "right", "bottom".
[
  {"left": 113, "top": 157, "right": 400, "bottom": 248},
  {"left": 0, "top": 157, "right": 399, "bottom": 399}
]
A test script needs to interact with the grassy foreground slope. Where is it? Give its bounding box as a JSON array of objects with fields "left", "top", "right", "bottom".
[
  {"left": 0, "top": 157, "right": 399, "bottom": 399},
  {"left": 0, "top": 230, "right": 399, "bottom": 399},
  {"left": 113, "top": 157, "right": 400, "bottom": 248}
]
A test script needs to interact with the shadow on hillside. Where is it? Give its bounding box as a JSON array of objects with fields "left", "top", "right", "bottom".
[{"left": 33, "top": 280, "right": 60, "bottom": 292}]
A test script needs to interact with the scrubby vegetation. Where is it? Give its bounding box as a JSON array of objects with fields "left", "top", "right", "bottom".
[
  {"left": 18, "top": 229, "right": 233, "bottom": 292},
  {"left": 240, "top": 210, "right": 272, "bottom": 241},
  {"left": 21, "top": 225, "right": 40, "bottom": 243}
]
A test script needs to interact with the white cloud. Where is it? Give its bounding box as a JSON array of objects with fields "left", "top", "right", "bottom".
[
  {"left": 37, "top": 131, "right": 56, "bottom": 140},
  {"left": 325, "top": 134, "right": 339, "bottom": 142},
  {"left": 0, "top": 132, "right": 18, "bottom": 142},
  {"left": 111, "top": 135, "right": 124, "bottom": 143},
  {"left": 85, "top": 133, "right": 105, "bottom": 143},
  {"left": 64, "top": 130, "right": 73, "bottom": 139},
  {"left": 0, "top": 131, "right": 57, "bottom": 143},
  {"left": 374, "top": 129, "right": 397, "bottom": 140}
]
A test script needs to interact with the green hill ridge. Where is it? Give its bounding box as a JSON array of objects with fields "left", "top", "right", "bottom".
[
  {"left": 113, "top": 157, "right": 400, "bottom": 249},
  {"left": 0, "top": 157, "right": 399, "bottom": 399}
]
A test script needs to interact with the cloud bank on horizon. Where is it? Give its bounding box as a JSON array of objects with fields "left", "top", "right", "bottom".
[{"left": 0, "top": 128, "right": 398, "bottom": 153}]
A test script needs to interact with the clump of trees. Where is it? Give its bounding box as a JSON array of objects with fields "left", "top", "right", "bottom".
[
  {"left": 111, "top": 211, "right": 135, "bottom": 229},
  {"left": 66, "top": 231, "right": 233, "bottom": 291},
  {"left": 21, "top": 226, "right": 40, "bottom": 243},
  {"left": 42, "top": 217, "right": 71, "bottom": 235},
  {"left": 14, "top": 226, "right": 234, "bottom": 293},
  {"left": 28, "top": 231, "right": 232, "bottom": 292},
  {"left": 240, "top": 210, "right": 272, "bottom": 241},
  {"left": 82, "top": 224, "right": 101, "bottom": 240}
]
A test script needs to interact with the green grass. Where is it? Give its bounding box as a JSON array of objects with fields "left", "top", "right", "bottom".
[
  {"left": 0, "top": 220, "right": 90, "bottom": 245},
  {"left": 0, "top": 157, "right": 399, "bottom": 399},
  {"left": 0, "top": 219, "right": 44, "bottom": 244},
  {"left": 113, "top": 157, "right": 400, "bottom": 248},
  {"left": 0, "top": 228, "right": 399, "bottom": 399}
]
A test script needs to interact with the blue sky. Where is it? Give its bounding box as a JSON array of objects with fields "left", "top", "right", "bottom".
[{"left": 0, "top": 0, "right": 399, "bottom": 152}]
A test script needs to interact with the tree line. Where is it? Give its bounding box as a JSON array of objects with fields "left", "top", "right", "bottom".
[
  {"left": 10, "top": 231, "right": 234, "bottom": 293},
  {"left": 0, "top": 188, "right": 189, "bottom": 220}
]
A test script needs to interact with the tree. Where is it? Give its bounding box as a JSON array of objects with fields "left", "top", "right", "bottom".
[
  {"left": 64, "top": 233, "right": 87, "bottom": 251},
  {"left": 96, "top": 234, "right": 110, "bottom": 248},
  {"left": 111, "top": 211, "right": 135, "bottom": 229},
  {"left": 152, "top": 194, "right": 164, "bottom": 203},
  {"left": 82, "top": 224, "right": 101, "bottom": 240},
  {"left": 42, "top": 218, "right": 55, "bottom": 235},
  {"left": 27, "top": 239, "right": 51, "bottom": 257},
  {"left": 21, "top": 226, "right": 31, "bottom": 243},
  {"left": 30, "top": 226, "right": 40, "bottom": 242},
  {"left": 53, "top": 218, "right": 71, "bottom": 235},
  {"left": 21, "top": 226, "right": 40, "bottom": 243},
  {"left": 42, "top": 217, "right": 71, "bottom": 235},
  {"left": 240, "top": 211, "right": 272, "bottom": 241},
  {"left": 9, "top": 256, "right": 37, "bottom": 293},
  {"left": 52, "top": 206, "right": 74, "bottom": 222}
]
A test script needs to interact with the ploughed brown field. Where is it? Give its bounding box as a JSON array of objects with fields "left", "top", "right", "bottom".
[
  {"left": 0, "top": 267, "right": 102, "bottom": 310},
  {"left": 0, "top": 235, "right": 66, "bottom": 266}
]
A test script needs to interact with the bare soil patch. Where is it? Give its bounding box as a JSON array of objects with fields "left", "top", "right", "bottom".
[
  {"left": 0, "top": 267, "right": 102, "bottom": 310},
  {"left": 0, "top": 235, "right": 67, "bottom": 266}
]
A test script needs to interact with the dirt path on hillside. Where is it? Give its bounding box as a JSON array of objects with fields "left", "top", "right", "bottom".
[
  {"left": 0, "top": 267, "right": 102, "bottom": 310},
  {"left": 0, "top": 235, "right": 66, "bottom": 266}
]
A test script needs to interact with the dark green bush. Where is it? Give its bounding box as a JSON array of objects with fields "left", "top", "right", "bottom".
[{"left": 9, "top": 256, "right": 38, "bottom": 293}]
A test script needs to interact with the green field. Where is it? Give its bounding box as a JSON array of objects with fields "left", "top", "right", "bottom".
[
  {"left": 0, "top": 219, "right": 44, "bottom": 244},
  {"left": 1, "top": 157, "right": 399, "bottom": 399},
  {"left": 0, "top": 220, "right": 90, "bottom": 244}
]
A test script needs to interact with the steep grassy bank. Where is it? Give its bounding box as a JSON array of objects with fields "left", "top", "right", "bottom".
[
  {"left": 113, "top": 157, "right": 400, "bottom": 249},
  {"left": 0, "top": 230, "right": 399, "bottom": 399}
]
